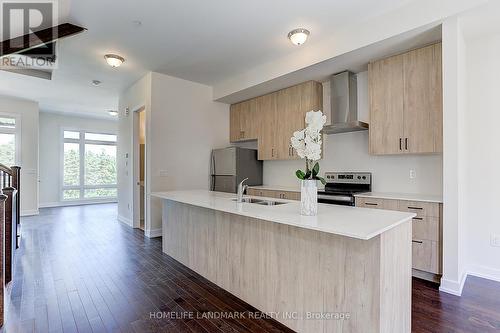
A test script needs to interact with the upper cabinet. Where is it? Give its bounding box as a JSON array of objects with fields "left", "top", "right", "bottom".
[
  {"left": 229, "top": 99, "right": 258, "bottom": 142},
  {"left": 230, "top": 81, "right": 323, "bottom": 161},
  {"left": 369, "top": 43, "right": 442, "bottom": 155}
]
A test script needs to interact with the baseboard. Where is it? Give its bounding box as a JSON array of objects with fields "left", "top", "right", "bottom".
[
  {"left": 21, "top": 209, "right": 39, "bottom": 216},
  {"left": 412, "top": 269, "right": 441, "bottom": 283},
  {"left": 38, "top": 202, "right": 60, "bottom": 208},
  {"left": 145, "top": 227, "right": 162, "bottom": 238},
  {"left": 39, "top": 200, "right": 117, "bottom": 208},
  {"left": 439, "top": 272, "right": 468, "bottom": 296},
  {"left": 467, "top": 265, "right": 500, "bottom": 283},
  {"left": 117, "top": 214, "right": 133, "bottom": 227}
]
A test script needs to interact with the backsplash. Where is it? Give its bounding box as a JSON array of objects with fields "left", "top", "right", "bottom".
[{"left": 263, "top": 130, "right": 443, "bottom": 195}]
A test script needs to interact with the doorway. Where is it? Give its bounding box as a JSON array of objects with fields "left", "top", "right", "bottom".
[{"left": 133, "top": 106, "right": 146, "bottom": 232}]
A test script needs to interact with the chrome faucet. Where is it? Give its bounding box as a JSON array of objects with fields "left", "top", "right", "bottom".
[{"left": 236, "top": 178, "right": 249, "bottom": 203}]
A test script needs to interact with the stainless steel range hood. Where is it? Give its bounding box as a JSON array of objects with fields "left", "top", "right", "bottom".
[{"left": 322, "top": 71, "right": 368, "bottom": 134}]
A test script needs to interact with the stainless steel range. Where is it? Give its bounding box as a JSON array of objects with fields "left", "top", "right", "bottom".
[{"left": 317, "top": 172, "right": 372, "bottom": 206}]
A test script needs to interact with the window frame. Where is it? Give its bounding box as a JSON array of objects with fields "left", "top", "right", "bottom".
[
  {"left": 60, "top": 128, "right": 117, "bottom": 202},
  {"left": 0, "top": 112, "right": 21, "bottom": 166}
]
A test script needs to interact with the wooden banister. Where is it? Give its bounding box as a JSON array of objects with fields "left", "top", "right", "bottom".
[
  {"left": 0, "top": 164, "right": 21, "bottom": 294},
  {"left": 0, "top": 193, "right": 7, "bottom": 327}
]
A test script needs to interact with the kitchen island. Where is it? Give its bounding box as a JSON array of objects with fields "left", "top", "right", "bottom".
[{"left": 152, "top": 190, "right": 415, "bottom": 333}]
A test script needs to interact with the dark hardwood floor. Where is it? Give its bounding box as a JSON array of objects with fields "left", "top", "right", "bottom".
[{"left": 2, "top": 204, "right": 500, "bottom": 333}]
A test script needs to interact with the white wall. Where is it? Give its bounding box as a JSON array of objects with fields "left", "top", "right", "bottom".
[
  {"left": 262, "top": 73, "right": 443, "bottom": 195},
  {"left": 117, "top": 73, "right": 151, "bottom": 226},
  {"left": 439, "top": 17, "right": 468, "bottom": 295},
  {"left": 462, "top": 30, "right": 500, "bottom": 282},
  {"left": 148, "top": 72, "right": 229, "bottom": 233},
  {"left": 117, "top": 72, "right": 229, "bottom": 236},
  {"left": 0, "top": 95, "right": 39, "bottom": 216},
  {"left": 38, "top": 112, "right": 118, "bottom": 207}
]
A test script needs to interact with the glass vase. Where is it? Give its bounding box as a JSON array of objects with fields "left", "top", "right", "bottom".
[{"left": 300, "top": 179, "right": 318, "bottom": 216}]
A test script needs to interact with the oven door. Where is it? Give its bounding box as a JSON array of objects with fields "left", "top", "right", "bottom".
[{"left": 317, "top": 193, "right": 355, "bottom": 206}]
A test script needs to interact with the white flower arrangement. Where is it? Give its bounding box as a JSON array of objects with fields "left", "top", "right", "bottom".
[{"left": 290, "top": 110, "right": 327, "bottom": 184}]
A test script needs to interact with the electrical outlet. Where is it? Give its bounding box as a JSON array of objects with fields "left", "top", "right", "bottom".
[
  {"left": 491, "top": 234, "right": 500, "bottom": 247},
  {"left": 409, "top": 169, "right": 417, "bottom": 179}
]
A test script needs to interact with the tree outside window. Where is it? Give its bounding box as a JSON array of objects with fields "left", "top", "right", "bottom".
[{"left": 62, "top": 130, "right": 117, "bottom": 201}]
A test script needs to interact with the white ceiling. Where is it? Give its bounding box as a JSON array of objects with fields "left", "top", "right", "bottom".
[{"left": 0, "top": 0, "right": 422, "bottom": 117}]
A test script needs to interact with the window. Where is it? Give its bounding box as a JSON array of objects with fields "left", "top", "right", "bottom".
[
  {"left": 0, "top": 115, "right": 19, "bottom": 166},
  {"left": 62, "top": 130, "right": 117, "bottom": 201}
]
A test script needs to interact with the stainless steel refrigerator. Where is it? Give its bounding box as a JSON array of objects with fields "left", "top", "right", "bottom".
[{"left": 210, "top": 147, "right": 263, "bottom": 193}]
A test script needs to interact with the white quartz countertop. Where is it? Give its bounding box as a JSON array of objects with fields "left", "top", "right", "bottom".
[
  {"left": 152, "top": 190, "right": 415, "bottom": 240},
  {"left": 354, "top": 192, "right": 443, "bottom": 203}
]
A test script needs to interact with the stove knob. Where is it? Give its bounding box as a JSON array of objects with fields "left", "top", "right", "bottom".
[
  {"left": 327, "top": 175, "right": 331, "bottom": 179},
  {"left": 362, "top": 176, "right": 366, "bottom": 180},
  {"left": 357, "top": 176, "right": 361, "bottom": 180}
]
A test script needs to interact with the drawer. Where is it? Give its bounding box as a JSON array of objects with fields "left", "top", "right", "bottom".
[
  {"left": 355, "top": 197, "right": 384, "bottom": 209},
  {"left": 412, "top": 216, "right": 440, "bottom": 242},
  {"left": 247, "top": 188, "right": 276, "bottom": 198},
  {"left": 355, "top": 197, "right": 398, "bottom": 210},
  {"left": 412, "top": 239, "right": 440, "bottom": 274},
  {"left": 247, "top": 188, "right": 300, "bottom": 201},
  {"left": 276, "top": 191, "right": 300, "bottom": 201},
  {"left": 399, "top": 200, "right": 440, "bottom": 218}
]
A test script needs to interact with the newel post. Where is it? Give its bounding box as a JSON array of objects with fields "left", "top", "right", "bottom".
[
  {"left": 2, "top": 187, "right": 16, "bottom": 285},
  {"left": 10, "top": 166, "right": 20, "bottom": 249},
  {"left": 0, "top": 193, "right": 8, "bottom": 327}
]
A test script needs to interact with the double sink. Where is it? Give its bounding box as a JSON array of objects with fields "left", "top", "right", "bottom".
[{"left": 232, "top": 198, "right": 288, "bottom": 206}]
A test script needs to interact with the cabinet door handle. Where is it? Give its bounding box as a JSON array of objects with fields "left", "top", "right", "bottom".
[
  {"left": 412, "top": 217, "right": 423, "bottom": 221},
  {"left": 365, "top": 202, "right": 378, "bottom": 206},
  {"left": 405, "top": 138, "right": 408, "bottom": 150},
  {"left": 272, "top": 148, "right": 274, "bottom": 157},
  {"left": 399, "top": 138, "right": 402, "bottom": 151},
  {"left": 412, "top": 240, "right": 423, "bottom": 244},
  {"left": 408, "top": 206, "right": 423, "bottom": 210}
]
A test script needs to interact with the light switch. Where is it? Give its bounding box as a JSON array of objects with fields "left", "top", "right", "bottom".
[{"left": 409, "top": 169, "right": 416, "bottom": 179}]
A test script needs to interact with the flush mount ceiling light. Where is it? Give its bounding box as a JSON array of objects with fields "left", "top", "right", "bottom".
[
  {"left": 108, "top": 110, "right": 119, "bottom": 116},
  {"left": 287, "top": 28, "right": 310, "bottom": 46},
  {"left": 104, "top": 54, "right": 125, "bottom": 68}
]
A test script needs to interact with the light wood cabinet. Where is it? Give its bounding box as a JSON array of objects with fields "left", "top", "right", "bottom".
[
  {"left": 247, "top": 188, "right": 300, "bottom": 201},
  {"left": 403, "top": 43, "right": 443, "bottom": 153},
  {"left": 412, "top": 239, "right": 440, "bottom": 274},
  {"left": 256, "top": 93, "right": 278, "bottom": 160},
  {"left": 230, "top": 81, "right": 322, "bottom": 160},
  {"left": 369, "top": 43, "right": 442, "bottom": 155},
  {"left": 229, "top": 99, "right": 258, "bottom": 142},
  {"left": 355, "top": 196, "right": 442, "bottom": 277},
  {"left": 368, "top": 54, "right": 405, "bottom": 155}
]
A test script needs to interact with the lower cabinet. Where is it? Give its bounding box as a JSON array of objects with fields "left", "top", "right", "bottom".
[
  {"left": 356, "top": 196, "right": 442, "bottom": 278},
  {"left": 412, "top": 239, "right": 440, "bottom": 274},
  {"left": 247, "top": 188, "right": 300, "bottom": 201}
]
